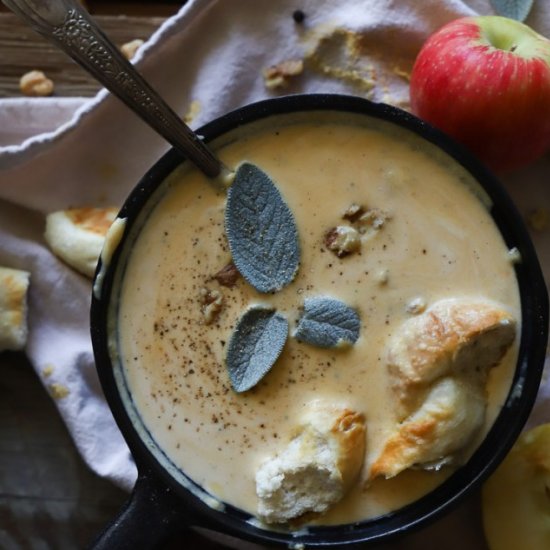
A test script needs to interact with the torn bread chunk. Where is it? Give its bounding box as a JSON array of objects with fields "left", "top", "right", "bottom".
[
  {"left": 255, "top": 401, "right": 366, "bottom": 523},
  {"left": 387, "top": 298, "right": 516, "bottom": 418},
  {"left": 0, "top": 267, "right": 30, "bottom": 351},
  {"left": 44, "top": 207, "right": 118, "bottom": 278},
  {"left": 370, "top": 377, "right": 485, "bottom": 479}
]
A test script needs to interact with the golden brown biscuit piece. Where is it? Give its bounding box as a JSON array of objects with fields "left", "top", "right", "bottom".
[
  {"left": 388, "top": 298, "right": 516, "bottom": 418},
  {"left": 370, "top": 377, "right": 485, "bottom": 478},
  {"left": 0, "top": 267, "right": 30, "bottom": 351},
  {"left": 482, "top": 423, "right": 550, "bottom": 550},
  {"left": 255, "top": 401, "right": 366, "bottom": 523},
  {"left": 371, "top": 299, "right": 516, "bottom": 479},
  {"left": 44, "top": 207, "right": 118, "bottom": 278}
]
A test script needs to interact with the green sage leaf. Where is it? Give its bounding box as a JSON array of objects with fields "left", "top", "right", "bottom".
[
  {"left": 490, "top": 0, "right": 534, "bottom": 21},
  {"left": 294, "top": 297, "right": 360, "bottom": 348},
  {"left": 226, "top": 306, "right": 288, "bottom": 392},
  {"left": 225, "top": 163, "right": 300, "bottom": 293}
]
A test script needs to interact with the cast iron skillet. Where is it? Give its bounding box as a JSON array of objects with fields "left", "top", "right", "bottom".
[{"left": 90, "top": 94, "right": 549, "bottom": 549}]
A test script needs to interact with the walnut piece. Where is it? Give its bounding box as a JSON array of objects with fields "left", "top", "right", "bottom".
[
  {"left": 200, "top": 288, "right": 224, "bottom": 324},
  {"left": 342, "top": 203, "right": 366, "bottom": 223},
  {"left": 324, "top": 226, "right": 360, "bottom": 257},
  {"left": 213, "top": 263, "right": 240, "bottom": 287},
  {"left": 49, "top": 383, "right": 70, "bottom": 400},
  {"left": 19, "top": 70, "right": 54, "bottom": 97},
  {"left": 120, "top": 39, "right": 144, "bottom": 60},
  {"left": 263, "top": 59, "right": 304, "bottom": 90},
  {"left": 357, "top": 208, "right": 391, "bottom": 233}
]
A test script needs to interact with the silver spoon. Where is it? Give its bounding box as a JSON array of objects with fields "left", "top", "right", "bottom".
[{"left": 3, "top": 0, "right": 225, "bottom": 179}]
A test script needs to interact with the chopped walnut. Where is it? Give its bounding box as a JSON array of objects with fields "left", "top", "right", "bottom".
[
  {"left": 200, "top": 288, "right": 224, "bottom": 324},
  {"left": 263, "top": 59, "right": 304, "bottom": 90},
  {"left": 19, "top": 70, "right": 54, "bottom": 97},
  {"left": 324, "top": 226, "right": 360, "bottom": 257},
  {"left": 342, "top": 203, "right": 366, "bottom": 223},
  {"left": 357, "top": 208, "right": 391, "bottom": 233},
  {"left": 406, "top": 297, "right": 427, "bottom": 314},
  {"left": 213, "top": 263, "right": 240, "bottom": 287},
  {"left": 120, "top": 39, "right": 144, "bottom": 60},
  {"left": 527, "top": 208, "right": 549, "bottom": 232}
]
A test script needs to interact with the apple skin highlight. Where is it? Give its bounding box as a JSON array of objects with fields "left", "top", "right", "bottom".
[{"left": 410, "top": 16, "right": 550, "bottom": 173}]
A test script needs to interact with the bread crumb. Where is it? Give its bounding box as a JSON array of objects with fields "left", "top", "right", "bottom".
[
  {"left": 342, "top": 203, "right": 365, "bottom": 223},
  {"left": 376, "top": 268, "right": 389, "bottom": 285},
  {"left": 356, "top": 208, "right": 391, "bottom": 234},
  {"left": 183, "top": 99, "right": 201, "bottom": 124},
  {"left": 42, "top": 364, "right": 55, "bottom": 378},
  {"left": 406, "top": 297, "right": 426, "bottom": 314},
  {"left": 263, "top": 59, "right": 304, "bottom": 90},
  {"left": 200, "top": 288, "right": 223, "bottom": 324},
  {"left": 19, "top": 70, "right": 54, "bottom": 97},
  {"left": 120, "top": 39, "right": 144, "bottom": 60},
  {"left": 507, "top": 247, "right": 521, "bottom": 264},
  {"left": 305, "top": 29, "right": 376, "bottom": 95},
  {"left": 49, "top": 383, "right": 70, "bottom": 400}
]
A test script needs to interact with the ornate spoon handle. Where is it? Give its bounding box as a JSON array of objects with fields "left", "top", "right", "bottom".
[{"left": 3, "top": 0, "right": 224, "bottom": 178}]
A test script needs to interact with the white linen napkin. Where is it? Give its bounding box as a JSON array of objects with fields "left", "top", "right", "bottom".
[{"left": 0, "top": 0, "right": 549, "bottom": 547}]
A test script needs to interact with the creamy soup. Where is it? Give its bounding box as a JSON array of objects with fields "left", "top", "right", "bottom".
[{"left": 111, "top": 112, "right": 520, "bottom": 525}]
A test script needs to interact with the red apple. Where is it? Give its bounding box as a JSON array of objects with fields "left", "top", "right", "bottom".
[{"left": 410, "top": 16, "right": 550, "bottom": 173}]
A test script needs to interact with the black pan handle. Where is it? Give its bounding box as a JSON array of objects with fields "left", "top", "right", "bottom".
[{"left": 90, "top": 468, "right": 195, "bottom": 549}]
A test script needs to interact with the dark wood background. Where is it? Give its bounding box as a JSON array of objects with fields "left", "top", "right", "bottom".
[{"left": 0, "top": 1, "right": 227, "bottom": 547}]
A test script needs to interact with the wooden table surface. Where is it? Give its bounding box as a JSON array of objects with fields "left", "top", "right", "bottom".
[{"left": 0, "top": 2, "right": 227, "bottom": 548}]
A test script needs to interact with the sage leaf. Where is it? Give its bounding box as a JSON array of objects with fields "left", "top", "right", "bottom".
[
  {"left": 294, "top": 297, "right": 360, "bottom": 348},
  {"left": 490, "top": 0, "right": 534, "bottom": 21},
  {"left": 226, "top": 306, "right": 288, "bottom": 392},
  {"left": 225, "top": 163, "right": 300, "bottom": 293}
]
